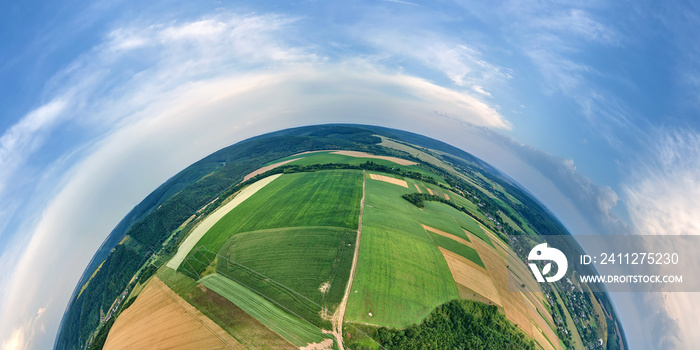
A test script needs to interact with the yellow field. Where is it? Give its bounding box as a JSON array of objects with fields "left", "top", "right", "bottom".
[
  {"left": 439, "top": 248, "right": 501, "bottom": 305},
  {"left": 368, "top": 173, "right": 408, "bottom": 188},
  {"left": 103, "top": 278, "right": 243, "bottom": 350},
  {"left": 465, "top": 228, "right": 561, "bottom": 350}
]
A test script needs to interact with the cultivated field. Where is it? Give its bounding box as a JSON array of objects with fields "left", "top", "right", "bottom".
[
  {"left": 465, "top": 229, "right": 562, "bottom": 350},
  {"left": 167, "top": 174, "right": 282, "bottom": 270},
  {"left": 182, "top": 170, "right": 363, "bottom": 276},
  {"left": 344, "top": 224, "right": 458, "bottom": 327},
  {"left": 103, "top": 278, "right": 243, "bottom": 350},
  {"left": 426, "top": 230, "right": 483, "bottom": 267},
  {"left": 439, "top": 247, "right": 500, "bottom": 305},
  {"left": 199, "top": 274, "right": 328, "bottom": 347},
  {"left": 421, "top": 224, "right": 471, "bottom": 247},
  {"left": 216, "top": 226, "right": 356, "bottom": 327},
  {"left": 345, "top": 176, "right": 460, "bottom": 327}
]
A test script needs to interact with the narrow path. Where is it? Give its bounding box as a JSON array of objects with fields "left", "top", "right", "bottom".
[{"left": 332, "top": 170, "right": 366, "bottom": 350}]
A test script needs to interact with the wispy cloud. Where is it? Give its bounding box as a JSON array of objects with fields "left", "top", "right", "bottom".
[
  {"left": 379, "top": 0, "right": 420, "bottom": 6},
  {"left": 354, "top": 20, "right": 510, "bottom": 89}
]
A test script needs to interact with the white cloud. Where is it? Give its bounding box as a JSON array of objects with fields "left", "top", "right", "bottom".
[
  {"left": 356, "top": 23, "right": 510, "bottom": 88},
  {"left": 624, "top": 129, "right": 700, "bottom": 236},
  {"left": 621, "top": 128, "right": 700, "bottom": 347}
]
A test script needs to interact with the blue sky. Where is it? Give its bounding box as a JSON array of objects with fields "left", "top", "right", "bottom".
[{"left": 1, "top": 1, "right": 699, "bottom": 349}]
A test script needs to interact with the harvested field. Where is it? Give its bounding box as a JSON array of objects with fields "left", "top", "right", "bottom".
[
  {"left": 244, "top": 159, "right": 301, "bottom": 181},
  {"left": 471, "top": 224, "right": 559, "bottom": 348},
  {"left": 444, "top": 193, "right": 450, "bottom": 200},
  {"left": 467, "top": 232, "right": 536, "bottom": 340},
  {"left": 331, "top": 150, "right": 417, "bottom": 166},
  {"left": 422, "top": 224, "right": 471, "bottom": 247},
  {"left": 167, "top": 174, "right": 282, "bottom": 270},
  {"left": 103, "top": 278, "right": 243, "bottom": 350},
  {"left": 534, "top": 325, "right": 557, "bottom": 350},
  {"left": 439, "top": 248, "right": 500, "bottom": 305},
  {"left": 426, "top": 188, "right": 434, "bottom": 195},
  {"left": 525, "top": 293, "right": 560, "bottom": 350},
  {"left": 368, "top": 173, "right": 408, "bottom": 188},
  {"left": 413, "top": 183, "right": 422, "bottom": 193}
]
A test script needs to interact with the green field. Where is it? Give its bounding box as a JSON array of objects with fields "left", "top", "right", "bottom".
[
  {"left": 182, "top": 170, "right": 363, "bottom": 276},
  {"left": 420, "top": 201, "right": 493, "bottom": 247},
  {"left": 345, "top": 223, "right": 458, "bottom": 328},
  {"left": 346, "top": 175, "right": 460, "bottom": 327},
  {"left": 199, "top": 274, "right": 328, "bottom": 347},
  {"left": 426, "top": 231, "right": 484, "bottom": 267},
  {"left": 216, "top": 226, "right": 356, "bottom": 327}
]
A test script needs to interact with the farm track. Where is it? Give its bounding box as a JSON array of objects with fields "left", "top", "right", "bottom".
[{"left": 332, "top": 171, "right": 365, "bottom": 350}]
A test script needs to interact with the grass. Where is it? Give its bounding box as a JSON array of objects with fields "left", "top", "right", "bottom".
[
  {"left": 200, "top": 273, "right": 327, "bottom": 347},
  {"left": 426, "top": 231, "right": 484, "bottom": 267},
  {"left": 182, "top": 170, "right": 362, "bottom": 276},
  {"left": 217, "top": 226, "right": 356, "bottom": 327}
]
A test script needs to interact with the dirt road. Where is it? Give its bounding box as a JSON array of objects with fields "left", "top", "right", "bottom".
[{"left": 331, "top": 171, "right": 365, "bottom": 350}]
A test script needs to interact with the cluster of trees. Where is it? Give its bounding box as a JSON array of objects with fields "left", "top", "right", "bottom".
[
  {"left": 349, "top": 300, "right": 536, "bottom": 350},
  {"left": 402, "top": 193, "right": 455, "bottom": 209},
  {"left": 59, "top": 244, "right": 143, "bottom": 350}
]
